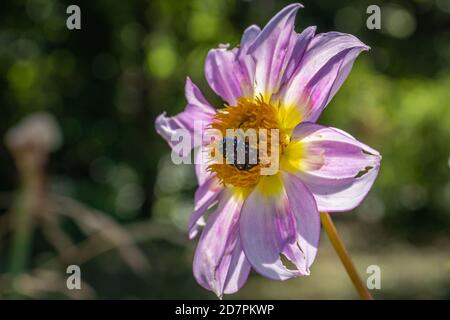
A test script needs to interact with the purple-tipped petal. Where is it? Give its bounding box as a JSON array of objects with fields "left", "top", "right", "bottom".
[
  {"left": 155, "top": 78, "right": 215, "bottom": 153},
  {"left": 280, "top": 32, "right": 369, "bottom": 122},
  {"left": 240, "top": 175, "right": 318, "bottom": 280},
  {"left": 291, "top": 122, "right": 381, "bottom": 212},
  {"left": 188, "top": 175, "right": 223, "bottom": 239},
  {"left": 193, "top": 191, "right": 251, "bottom": 297},
  {"left": 248, "top": 3, "right": 303, "bottom": 100}
]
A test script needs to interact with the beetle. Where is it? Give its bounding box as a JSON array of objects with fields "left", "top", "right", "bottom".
[{"left": 219, "top": 136, "right": 258, "bottom": 171}]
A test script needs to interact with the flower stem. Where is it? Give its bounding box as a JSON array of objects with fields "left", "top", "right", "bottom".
[{"left": 320, "top": 212, "right": 373, "bottom": 300}]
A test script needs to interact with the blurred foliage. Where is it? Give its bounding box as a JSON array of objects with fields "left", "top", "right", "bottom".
[{"left": 0, "top": 0, "right": 449, "bottom": 299}]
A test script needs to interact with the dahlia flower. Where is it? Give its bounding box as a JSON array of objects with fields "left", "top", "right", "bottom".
[{"left": 155, "top": 3, "right": 381, "bottom": 297}]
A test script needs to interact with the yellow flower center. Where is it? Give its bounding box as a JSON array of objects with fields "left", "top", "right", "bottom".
[{"left": 207, "top": 97, "right": 298, "bottom": 190}]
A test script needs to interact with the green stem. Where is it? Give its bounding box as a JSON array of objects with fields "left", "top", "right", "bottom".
[
  {"left": 320, "top": 212, "right": 373, "bottom": 300},
  {"left": 7, "top": 168, "right": 42, "bottom": 298},
  {"left": 8, "top": 192, "right": 34, "bottom": 277}
]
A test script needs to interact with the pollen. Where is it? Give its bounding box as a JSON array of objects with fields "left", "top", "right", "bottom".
[{"left": 208, "top": 97, "right": 290, "bottom": 189}]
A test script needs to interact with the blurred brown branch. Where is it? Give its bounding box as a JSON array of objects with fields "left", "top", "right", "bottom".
[
  {"left": 43, "top": 194, "right": 186, "bottom": 270},
  {"left": 0, "top": 112, "right": 186, "bottom": 299},
  {"left": 0, "top": 269, "right": 95, "bottom": 299}
]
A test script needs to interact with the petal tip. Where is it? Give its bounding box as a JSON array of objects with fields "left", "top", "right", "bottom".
[{"left": 154, "top": 112, "right": 167, "bottom": 131}]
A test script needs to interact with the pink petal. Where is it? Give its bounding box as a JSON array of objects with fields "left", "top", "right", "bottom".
[
  {"left": 155, "top": 77, "right": 215, "bottom": 153},
  {"left": 280, "top": 32, "right": 369, "bottom": 122},
  {"left": 239, "top": 179, "right": 318, "bottom": 280},
  {"left": 193, "top": 191, "right": 251, "bottom": 297},
  {"left": 292, "top": 122, "right": 381, "bottom": 212},
  {"left": 282, "top": 172, "right": 320, "bottom": 269},
  {"left": 194, "top": 146, "right": 214, "bottom": 186},
  {"left": 205, "top": 47, "right": 243, "bottom": 105},
  {"left": 281, "top": 26, "right": 316, "bottom": 85},
  {"left": 222, "top": 238, "right": 250, "bottom": 294},
  {"left": 204, "top": 25, "right": 260, "bottom": 105},
  {"left": 188, "top": 175, "right": 222, "bottom": 239},
  {"left": 237, "top": 25, "right": 261, "bottom": 98},
  {"left": 248, "top": 3, "right": 303, "bottom": 100}
]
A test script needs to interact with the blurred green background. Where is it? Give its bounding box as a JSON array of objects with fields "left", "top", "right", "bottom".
[{"left": 0, "top": 0, "right": 449, "bottom": 299}]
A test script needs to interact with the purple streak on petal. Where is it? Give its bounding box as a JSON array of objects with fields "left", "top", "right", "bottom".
[
  {"left": 193, "top": 191, "right": 251, "bottom": 297},
  {"left": 237, "top": 25, "right": 261, "bottom": 97},
  {"left": 240, "top": 186, "right": 311, "bottom": 280},
  {"left": 185, "top": 77, "right": 217, "bottom": 115},
  {"left": 280, "top": 32, "right": 369, "bottom": 122},
  {"left": 281, "top": 26, "right": 316, "bottom": 85},
  {"left": 205, "top": 25, "right": 261, "bottom": 106},
  {"left": 223, "top": 237, "right": 251, "bottom": 294},
  {"left": 292, "top": 122, "right": 381, "bottom": 212},
  {"left": 205, "top": 48, "right": 243, "bottom": 105},
  {"left": 282, "top": 172, "right": 320, "bottom": 270},
  {"left": 188, "top": 175, "right": 223, "bottom": 239},
  {"left": 248, "top": 3, "right": 303, "bottom": 99},
  {"left": 155, "top": 77, "right": 215, "bottom": 152},
  {"left": 322, "top": 47, "right": 363, "bottom": 111},
  {"left": 240, "top": 25, "right": 261, "bottom": 53}
]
